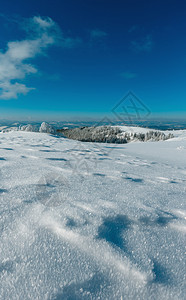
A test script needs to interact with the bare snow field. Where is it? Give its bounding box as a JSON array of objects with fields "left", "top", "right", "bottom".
[{"left": 0, "top": 129, "right": 186, "bottom": 299}]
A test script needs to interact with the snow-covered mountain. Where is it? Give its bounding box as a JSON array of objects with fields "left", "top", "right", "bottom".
[{"left": 0, "top": 128, "right": 186, "bottom": 299}]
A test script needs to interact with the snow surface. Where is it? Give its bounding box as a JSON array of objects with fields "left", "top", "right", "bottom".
[{"left": 0, "top": 129, "right": 186, "bottom": 299}]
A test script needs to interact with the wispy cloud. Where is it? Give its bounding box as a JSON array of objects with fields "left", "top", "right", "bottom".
[
  {"left": 121, "top": 72, "right": 137, "bottom": 79},
  {"left": 90, "top": 29, "right": 108, "bottom": 39},
  {"left": 131, "top": 35, "right": 153, "bottom": 52},
  {"left": 61, "top": 37, "right": 82, "bottom": 48},
  {"left": 0, "top": 16, "right": 80, "bottom": 100}
]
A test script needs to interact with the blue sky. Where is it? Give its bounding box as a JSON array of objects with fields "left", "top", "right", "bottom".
[{"left": 0, "top": 0, "right": 186, "bottom": 120}]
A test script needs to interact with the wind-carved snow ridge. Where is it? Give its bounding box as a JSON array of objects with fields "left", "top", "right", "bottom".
[
  {"left": 0, "top": 129, "right": 186, "bottom": 299},
  {"left": 40, "top": 215, "right": 148, "bottom": 282}
]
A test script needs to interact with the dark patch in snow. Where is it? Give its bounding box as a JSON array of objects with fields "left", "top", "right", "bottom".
[
  {"left": 0, "top": 261, "right": 14, "bottom": 273},
  {"left": 0, "top": 147, "right": 14, "bottom": 150},
  {"left": 29, "top": 144, "right": 50, "bottom": 148},
  {"left": 53, "top": 273, "right": 108, "bottom": 300},
  {"left": 65, "top": 217, "right": 77, "bottom": 228},
  {"left": 124, "top": 177, "right": 144, "bottom": 183},
  {"left": 97, "top": 214, "right": 132, "bottom": 251},
  {"left": 78, "top": 150, "right": 91, "bottom": 153},
  {"left": 169, "top": 180, "right": 178, "bottom": 184},
  {"left": 93, "top": 173, "right": 106, "bottom": 177},
  {"left": 23, "top": 200, "right": 33, "bottom": 204},
  {"left": 39, "top": 149, "right": 60, "bottom": 153},
  {"left": 46, "top": 158, "right": 67, "bottom": 161},
  {"left": 152, "top": 260, "right": 172, "bottom": 285},
  {"left": 97, "top": 153, "right": 108, "bottom": 156},
  {"left": 139, "top": 211, "right": 177, "bottom": 227},
  {"left": 98, "top": 157, "right": 111, "bottom": 160},
  {"left": 156, "top": 214, "right": 176, "bottom": 227},
  {"left": 65, "top": 149, "right": 91, "bottom": 153},
  {"left": 104, "top": 146, "right": 125, "bottom": 149},
  {"left": 0, "top": 188, "right": 8, "bottom": 193},
  {"left": 0, "top": 157, "right": 6, "bottom": 160}
]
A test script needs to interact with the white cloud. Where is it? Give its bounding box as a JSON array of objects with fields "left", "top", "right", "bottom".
[
  {"left": 90, "top": 29, "right": 108, "bottom": 39},
  {"left": 61, "top": 37, "right": 82, "bottom": 48},
  {"left": 33, "top": 16, "right": 55, "bottom": 29},
  {"left": 0, "top": 16, "right": 79, "bottom": 100},
  {"left": 131, "top": 35, "right": 153, "bottom": 52},
  {"left": 0, "top": 82, "right": 33, "bottom": 100}
]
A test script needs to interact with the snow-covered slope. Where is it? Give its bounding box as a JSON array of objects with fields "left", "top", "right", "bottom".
[
  {"left": 0, "top": 130, "right": 186, "bottom": 299},
  {"left": 117, "top": 125, "right": 186, "bottom": 138}
]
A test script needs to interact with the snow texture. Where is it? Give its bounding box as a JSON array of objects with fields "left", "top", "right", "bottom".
[{"left": 0, "top": 128, "right": 186, "bottom": 299}]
